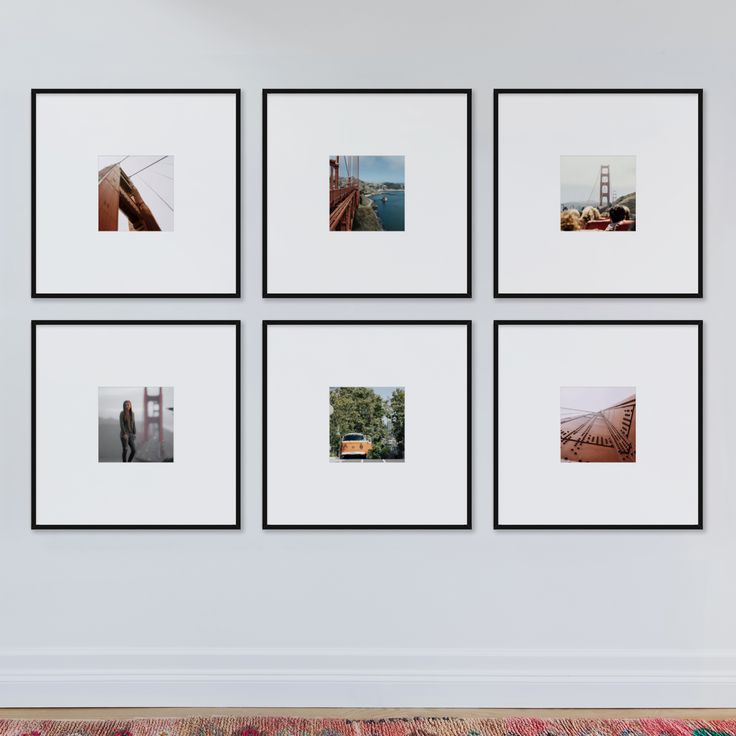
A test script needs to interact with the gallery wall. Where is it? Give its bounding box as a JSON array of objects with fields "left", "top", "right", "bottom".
[{"left": 0, "top": 0, "right": 734, "bottom": 706}]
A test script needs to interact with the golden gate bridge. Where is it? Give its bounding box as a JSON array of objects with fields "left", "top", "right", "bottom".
[{"left": 565, "top": 163, "right": 635, "bottom": 231}]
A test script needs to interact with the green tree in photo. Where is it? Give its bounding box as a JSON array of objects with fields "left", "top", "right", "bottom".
[
  {"left": 329, "top": 386, "right": 406, "bottom": 460},
  {"left": 329, "top": 387, "right": 387, "bottom": 458},
  {"left": 388, "top": 388, "right": 405, "bottom": 459}
]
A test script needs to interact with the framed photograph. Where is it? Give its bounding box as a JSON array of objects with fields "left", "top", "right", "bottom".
[
  {"left": 494, "top": 321, "right": 703, "bottom": 529},
  {"left": 32, "top": 89, "right": 240, "bottom": 297},
  {"left": 494, "top": 89, "right": 702, "bottom": 297},
  {"left": 263, "top": 89, "right": 471, "bottom": 297},
  {"left": 32, "top": 321, "right": 240, "bottom": 529},
  {"left": 263, "top": 321, "right": 471, "bottom": 528}
]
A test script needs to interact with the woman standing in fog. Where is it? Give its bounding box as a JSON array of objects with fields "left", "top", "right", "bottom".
[{"left": 120, "top": 400, "right": 137, "bottom": 462}]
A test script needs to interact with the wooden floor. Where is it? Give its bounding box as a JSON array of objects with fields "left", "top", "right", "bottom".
[{"left": 1, "top": 708, "right": 736, "bottom": 719}]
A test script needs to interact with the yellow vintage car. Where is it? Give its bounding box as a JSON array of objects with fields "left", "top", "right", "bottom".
[{"left": 339, "top": 433, "right": 373, "bottom": 459}]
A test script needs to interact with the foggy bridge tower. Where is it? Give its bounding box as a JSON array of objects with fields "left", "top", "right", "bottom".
[
  {"left": 599, "top": 164, "right": 611, "bottom": 209},
  {"left": 143, "top": 387, "right": 164, "bottom": 458}
]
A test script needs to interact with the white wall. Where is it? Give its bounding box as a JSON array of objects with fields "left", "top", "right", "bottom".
[{"left": 0, "top": 0, "right": 733, "bottom": 707}]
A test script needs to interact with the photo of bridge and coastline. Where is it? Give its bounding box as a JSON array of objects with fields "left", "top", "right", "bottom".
[
  {"left": 560, "top": 155, "right": 636, "bottom": 232},
  {"left": 329, "top": 155, "right": 405, "bottom": 231}
]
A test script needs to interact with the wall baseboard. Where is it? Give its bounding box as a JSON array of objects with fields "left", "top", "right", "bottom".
[{"left": 2, "top": 648, "right": 736, "bottom": 708}]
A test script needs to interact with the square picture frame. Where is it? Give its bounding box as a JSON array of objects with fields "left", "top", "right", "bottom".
[
  {"left": 263, "top": 320, "right": 472, "bottom": 529},
  {"left": 494, "top": 89, "right": 703, "bottom": 298},
  {"left": 263, "top": 89, "right": 472, "bottom": 298},
  {"left": 32, "top": 320, "right": 241, "bottom": 529},
  {"left": 32, "top": 89, "right": 241, "bottom": 298},
  {"left": 494, "top": 320, "right": 703, "bottom": 530}
]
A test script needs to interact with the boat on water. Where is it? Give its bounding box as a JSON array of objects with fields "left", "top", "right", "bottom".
[{"left": 381, "top": 195, "right": 388, "bottom": 202}]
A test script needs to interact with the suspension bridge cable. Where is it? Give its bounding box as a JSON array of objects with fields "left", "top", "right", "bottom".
[
  {"left": 97, "top": 155, "right": 130, "bottom": 185},
  {"left": 137, "top": 173, "right": 174, "bottom": 212},
  {"left": 127, "top": 155, "right": 170, "bottom": 179},
  {"left": 584, "top": 170, "right": 600, "bottom": 207},
  {"left": 146, "top": 169, "right": 174, "bottom": 181}
]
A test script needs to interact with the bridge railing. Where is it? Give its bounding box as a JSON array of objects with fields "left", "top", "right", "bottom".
[
  {"left": 330, "top": 185, "right": 358, "bottom": 206},
  {"left": 329, "top": 188, "right": 359, "bottom": 231}
]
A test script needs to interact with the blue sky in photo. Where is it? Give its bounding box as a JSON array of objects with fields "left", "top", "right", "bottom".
[{"left": 337, "top": 155, "right": 405, "bottom": 184}]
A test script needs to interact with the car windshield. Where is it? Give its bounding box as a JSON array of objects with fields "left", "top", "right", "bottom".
[{"left": 343, "top": 434, "right": 365, "bottom": 441}]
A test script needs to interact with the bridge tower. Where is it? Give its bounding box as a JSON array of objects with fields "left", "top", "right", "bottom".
[
  {"left": 329, "top": 156, "right": 340, "bottom": 189},
  {"left": 599, "top": 164, "right": 611, "bottom": 209},
  {"left": 143, "top": 387, "right": 164, "bottom": 458},
  {"left": 98, "top": 164, "right": 161, "bottom": 231}
]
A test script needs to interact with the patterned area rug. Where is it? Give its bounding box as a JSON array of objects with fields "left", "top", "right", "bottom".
[{"left": 0, "top": 718, "right": 735, "bottom": 736}]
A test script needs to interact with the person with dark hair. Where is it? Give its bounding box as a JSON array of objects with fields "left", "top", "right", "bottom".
[
  {"left": 119, "top": 400, "right": 137, "bottom": 462},
  {"left": 606, "top": 204, "right": 631, "bottom": 231}
]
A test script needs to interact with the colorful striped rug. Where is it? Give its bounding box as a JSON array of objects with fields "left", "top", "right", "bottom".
[{"left": 0, "top": 717, "right": 734, "bottom": 736}]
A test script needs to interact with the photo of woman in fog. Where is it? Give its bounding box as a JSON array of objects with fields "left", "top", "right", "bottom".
[{"left": 99, "top": 387, "right": 174, "bottom": 463}]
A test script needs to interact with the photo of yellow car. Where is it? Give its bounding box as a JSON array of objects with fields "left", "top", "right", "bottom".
[{"left": 338, "top": 433, "right": 373, "bottom": 460}]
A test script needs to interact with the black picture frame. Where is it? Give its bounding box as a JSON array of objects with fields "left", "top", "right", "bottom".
[
  {"left": 31, "top": 88, "right": 241, "bottom": 298},
  {"left": 31, "top": 320, "right": 241, "bottom": 530},
  {"left": 262, "top": 89, "right": 472, "bottom": 298},
  {"left": 262, "top": 320, "right": 473, "bottom": 529},
  {"left": 493, "top": 88, "right": 703, "bottom": 298},
  {"left": 493, "top": 320, "right": 703, "bottom": 530}
]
